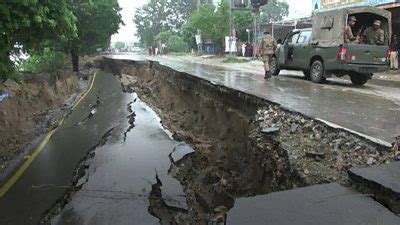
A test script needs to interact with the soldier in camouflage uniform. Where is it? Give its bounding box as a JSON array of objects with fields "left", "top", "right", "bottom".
[
  {"left": 344, "top": 16, "right": 359, "bottom": 44},
  {"left": 362, "top": 20, "right": 385, "bottom": 45},
  {"left": 260, "top": 31, "right": 277, "bottom": 79}
]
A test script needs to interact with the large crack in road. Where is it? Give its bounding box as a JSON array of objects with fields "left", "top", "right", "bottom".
[
  {"left": 2, "top": 57, "right": 399, "bottom": 224},
  {"left": 96, "top": 57, "right": 399, "bottom": 224}
]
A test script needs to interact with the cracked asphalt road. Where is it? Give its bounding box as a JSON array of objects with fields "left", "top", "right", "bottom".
[{"left": 0, "top": 71, "right": 191, "bottom": 224}]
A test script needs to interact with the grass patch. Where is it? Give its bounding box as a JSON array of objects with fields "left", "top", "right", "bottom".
[
  {"left": 222, "top": 56, "right": 250, "bottom": 63},
  {"left": 169, "top": 52, "right": 189, "bottom": 56}
]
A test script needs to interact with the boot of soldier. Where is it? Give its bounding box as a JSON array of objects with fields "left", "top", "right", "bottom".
[
  {"left": 264, "top": 71, "right": 271, "bottom": 79},
  {"left": 264, "top": 71, "right": 268, "bottom": 79}
]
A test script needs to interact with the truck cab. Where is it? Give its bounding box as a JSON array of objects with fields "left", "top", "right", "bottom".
[{"left": 270, "top": 7, "right": 392, "bottom": 86}]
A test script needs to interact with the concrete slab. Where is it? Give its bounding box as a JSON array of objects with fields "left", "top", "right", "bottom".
[
  {"left": 349, "top": 161, "right": 400, "bottom": 213},
  {"left": 227, "top": 183, "right": 400, "bottom": 225},
  {"left": 169, "top": 143, "right": 195, "bottom": 165}
]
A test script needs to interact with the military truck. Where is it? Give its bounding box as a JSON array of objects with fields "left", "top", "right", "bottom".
[{"left": 270, "top": 7, "right": 392, "bottom": 86}]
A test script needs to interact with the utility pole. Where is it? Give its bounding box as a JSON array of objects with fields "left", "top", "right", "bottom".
[
  {"left": 253, "top": 8, "right": 260, "bottom": 59},
  {"left": 229, "top": 0, "right": 233, "bottom": 55}
]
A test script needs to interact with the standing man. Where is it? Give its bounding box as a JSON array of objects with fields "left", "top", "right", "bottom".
[
  {"left": 390, "top": 34, "right": 398, "bottom": 70},
  {"left": 260, "top": 31, "right": 277, "bottom": 79},
  {"left": 344, "top": 16, "right": 359, "bottom": 43},
  {"left": 362, "top": 20, "right": 385, "bottom": 45}
]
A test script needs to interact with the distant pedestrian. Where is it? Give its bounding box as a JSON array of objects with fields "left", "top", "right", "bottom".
[
  {"left": 390, "top": 34, "right": 398, "bottom": 70},
  {"left": 260, "top": 31, "right": 277, "bottom": 79}
]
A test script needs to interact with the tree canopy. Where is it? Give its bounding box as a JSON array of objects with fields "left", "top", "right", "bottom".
[
  {"left": 184, "top": 0, "right": 230, "bottom": 48},
  {"left": 68, "top": 0, "right": 123, "bottom": 71},
  {"left": 156, "top": 31, "right": 176, "bottom": 44},
  {"left": 260, "top": 0, "right": 289, "bottom": 23},
  {"left": 0, "top": 0, "right": 123, "bottom": 79},
  {"left": 133, "top": 0, "right": 197, "bottom": 47},
  {"left": 132, "top": 0, "right": 290, "bottom": 55},
  {"left": 0, "top": 0, "right": 77, "bottom": 80},
  {"left": 234, "top": 11, "right": 253, "bottom": 42}
]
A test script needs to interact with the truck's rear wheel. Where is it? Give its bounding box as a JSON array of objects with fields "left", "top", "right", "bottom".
[
  {"left": 310, "top": 60, "right": 326, "bottom": 83},
  {"left": 270, "top": 57, "right": 280, "bottom": 76},
  {"left": 349, "top": 72, "right": 370, "bottom": 86}
]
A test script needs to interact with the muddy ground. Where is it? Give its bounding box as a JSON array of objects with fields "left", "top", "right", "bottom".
[
  {"left": 0, "top": 59, "right": 98, "bottom": 176},
  {"left": 101, "top": 57, "right": 398, "bottom": 224}
]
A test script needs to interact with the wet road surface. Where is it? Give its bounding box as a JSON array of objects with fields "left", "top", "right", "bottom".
[
  {"left": 109, "top": 55, "right": 400, "bottom": 144},
  {"left": 0, "top": 71, "right": 192, "bottom": 224},
  {"left": 52, "top": 91, "right": 191, "bottom": 224}
]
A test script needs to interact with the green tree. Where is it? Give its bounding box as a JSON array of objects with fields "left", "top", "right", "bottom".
[
  {"left": 184, "top": 0, "right": 230, "bottom": 49},
  {"left": 156, "top": 31, "right": 176, "bottom": 44},
  {"left": 0, "top": 0, "right": 77, "bottom": 81},
  {"left": 114, "top": 41, "right": 126, "bottom": 49},
  {"left": 134, "top": 0, "right": 197, "bottom": 47},
  {"left": 68, "top": 0, "right": 123, "bottom": 72},
  {"left": 234, "top": 11, "right": 253, "bottom": 42},
  {"left": 259, "top": 0, "right": 289, "bottom": 23},
  {"left": 166, "top": 35, "right": 188, "bottom": 52}
]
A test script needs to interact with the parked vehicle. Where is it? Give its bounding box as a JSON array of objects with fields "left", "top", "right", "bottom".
[{"left": 270, "top": 7, "right": 392, "bottom": 86}]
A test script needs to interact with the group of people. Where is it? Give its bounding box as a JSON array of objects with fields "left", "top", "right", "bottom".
[
  {"left": 148, "top": 43, "right": 166, "bottom": 56},
  {"left": 345, "top": 16, "right": 398, "bottom": 69},
  {"left": 344, "top": 16, "right": 385, "bottom": 45}
]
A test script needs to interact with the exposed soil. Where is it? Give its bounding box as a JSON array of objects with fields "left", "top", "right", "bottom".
[{"left": 102, "top": 57, "right": 396, "bottom": 224}]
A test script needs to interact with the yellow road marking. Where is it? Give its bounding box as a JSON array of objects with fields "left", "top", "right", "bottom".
[
  {"left": 0, "top": 72, "right": 98, "bottom": 198},
  {"left": 72, "top": 72, "right": 97, "bottom": 111}
]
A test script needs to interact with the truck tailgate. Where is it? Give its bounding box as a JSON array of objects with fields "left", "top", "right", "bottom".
[{"left": 345, "top": 44, "right": 388, "bottom": 66}]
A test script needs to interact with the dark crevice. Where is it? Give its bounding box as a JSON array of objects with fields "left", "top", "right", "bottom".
[
  {"left": 123, "top": 102, "right": 136, "bottom": 142},
  {"left": 148, "top": 174, "right": 188, "bottom": 225},
  {"left": 40, "top": 126, "right": 116, "bottom": 224}
]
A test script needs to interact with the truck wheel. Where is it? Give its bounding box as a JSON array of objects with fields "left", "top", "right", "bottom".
[
  {"left": 270, "top": 57, "right": 280, "bottom": 76},
  {"left": 310, "top": 60, "right": 326, "bottom": 83},
  {"left": 350, "top": 72, "right": 369, "bottom": 86},
  {"left": 303, "top": 70, "right": 311, "bottom": 80}
]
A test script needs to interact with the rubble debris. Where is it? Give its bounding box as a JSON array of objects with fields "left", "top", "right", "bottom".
[
  {"left": 305, "top": 151, "right": 326, "bottom": 160},
  {"left": 289, "top": 123, "right": 299, "bottom": 133},
  {"left": 261, "top": 127, "right": 280, "bottom": 135}
]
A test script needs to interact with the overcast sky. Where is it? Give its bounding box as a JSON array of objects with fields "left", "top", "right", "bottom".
[{"left": 111, "top": 0, "right": 312, "bottom": 43}]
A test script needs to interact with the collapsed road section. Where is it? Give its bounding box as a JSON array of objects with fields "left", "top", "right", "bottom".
[{"left": 100, "top": 57, "right": 400, "bottom": 224}]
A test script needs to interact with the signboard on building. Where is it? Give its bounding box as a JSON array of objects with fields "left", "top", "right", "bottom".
[{"left": 312, "top": 0, "right": 399, "bottom": 12}]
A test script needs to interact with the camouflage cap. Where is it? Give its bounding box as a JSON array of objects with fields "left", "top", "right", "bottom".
[{"left": 349, "top": 16, "right": 357, "bottom": 22}]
